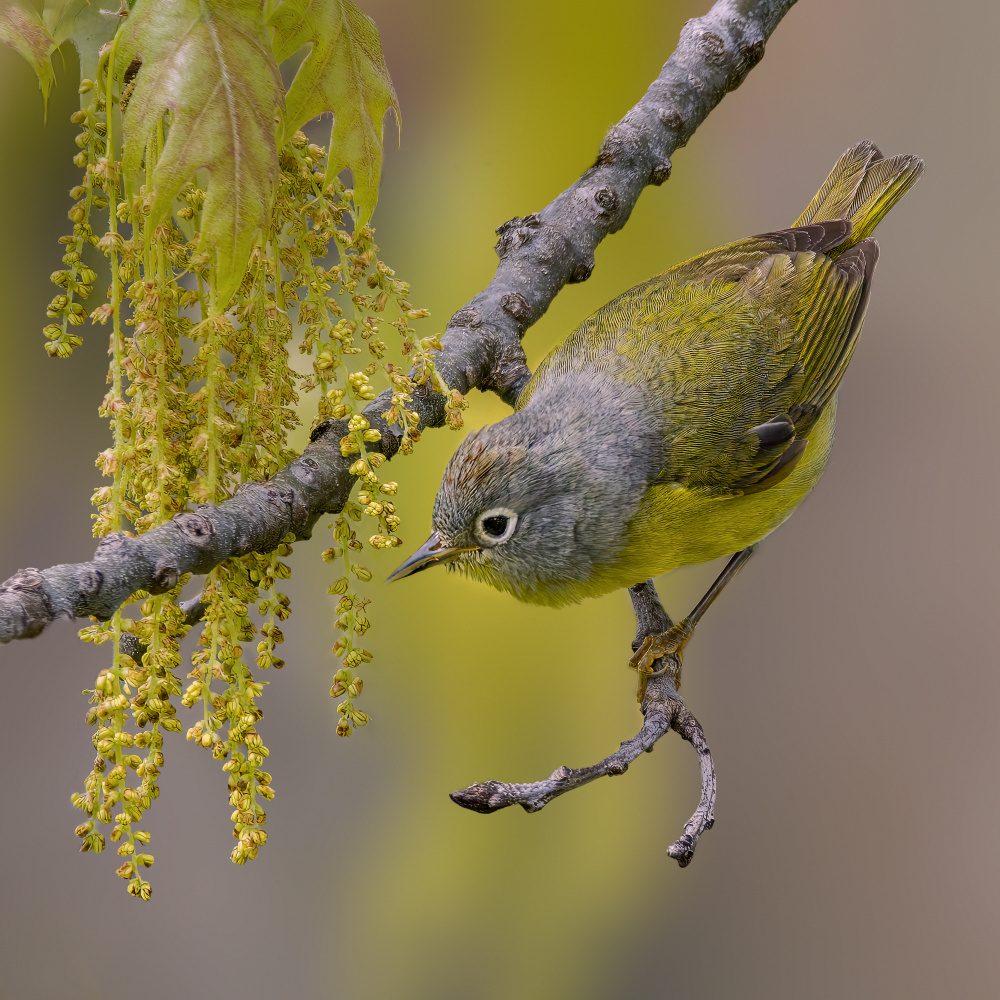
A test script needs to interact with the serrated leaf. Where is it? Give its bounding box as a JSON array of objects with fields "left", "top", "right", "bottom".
[
  {"left": 0, "top": 0, "right": 57, "bottom": 105},
  {"left": 269, "top": 0, "right": 398, "bottom": 226},
  {"left": 116, "top": 0, "right": 284, "bottom": 311}
]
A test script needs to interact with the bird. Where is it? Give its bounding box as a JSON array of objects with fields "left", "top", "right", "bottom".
[{"left": 389, "top": 141, "right": 922, "bottom": 682}]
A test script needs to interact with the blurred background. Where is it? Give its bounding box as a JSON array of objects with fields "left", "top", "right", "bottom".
[{"left": 1, "top": 0, "right": 998, "bottom": 997}]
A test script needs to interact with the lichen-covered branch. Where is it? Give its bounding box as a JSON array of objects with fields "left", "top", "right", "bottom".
[
  {"left": 450, "top": 581, "right": 717, "bottom": 866},
  {"left": 0, "top": 0, "right": 798, "bottom": 643}
]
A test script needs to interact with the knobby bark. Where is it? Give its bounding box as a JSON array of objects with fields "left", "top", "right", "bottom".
[{"left": 0, "top": 0, "right": 799, "bottom": 651}]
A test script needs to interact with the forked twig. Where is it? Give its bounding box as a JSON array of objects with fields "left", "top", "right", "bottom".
[{"left": 450, "top": 581, "right": 717, "bottom": 867}]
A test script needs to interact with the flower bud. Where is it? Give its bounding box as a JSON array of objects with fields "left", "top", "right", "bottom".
[{"left": 47, "top": 294, "right": 69, "bottom": 316}]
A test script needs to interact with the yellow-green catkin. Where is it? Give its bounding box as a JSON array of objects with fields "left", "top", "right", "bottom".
[
  {"left": 58, "top": 50, "right": 435, "bottom": 894},
  {"left": 42, "top": 79, "right": 105, "bottom": 357}
]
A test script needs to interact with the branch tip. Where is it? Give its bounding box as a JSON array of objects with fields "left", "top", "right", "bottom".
[{"left": 449, "top": 581, "right": 719, "bottom": 866}]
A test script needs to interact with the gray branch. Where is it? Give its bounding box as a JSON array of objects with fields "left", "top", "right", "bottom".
[
  {"left": 450, "top": 580, "right": 717, "bottom": 867},
  {"left": 0, "top": 0, "right": 797, "bottom": 643}
]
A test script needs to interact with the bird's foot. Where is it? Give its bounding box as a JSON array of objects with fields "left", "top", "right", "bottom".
[{"left": 628, "top": 620, "right": 690, "bottom": 703}]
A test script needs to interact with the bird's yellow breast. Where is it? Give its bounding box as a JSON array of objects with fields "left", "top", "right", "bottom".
[{"left": 581, "top": 399, "right": 837, "bottom": 597}]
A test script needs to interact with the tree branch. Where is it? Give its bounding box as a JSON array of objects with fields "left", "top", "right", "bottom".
[
  {"left": 450, "top": 580, "right": 717, "bottom": 867},
  {"left": 0, "top": 0, "right": 798, "bottom": 643}
]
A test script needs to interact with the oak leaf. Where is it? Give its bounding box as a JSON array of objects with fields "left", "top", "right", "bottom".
[
  {"left": 0, "top": 1, "right": 119, "bottom": 108},
  {"left": 270, "top": 0, "right": 398, "bottom": 225},
  {"left": 0, "top": 0, "right": 57, "bottom": 105},
  {"left": 116, "top": 0, "right": 284, "bottom": 310},
  {"left": 46, "top": 0, "right": 120, "bottom": 84}
]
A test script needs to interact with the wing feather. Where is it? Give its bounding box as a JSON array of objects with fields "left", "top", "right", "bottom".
[{"left": 654, "top": 233, "right": 875, "bottom": 492}]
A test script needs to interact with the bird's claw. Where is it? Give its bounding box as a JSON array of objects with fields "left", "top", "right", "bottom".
[
  {"left": 628, "top": 621, "right": 691, "bottom": 673},
  {"left": 628, "top": 622, "right": 690, "bottom": 702}
]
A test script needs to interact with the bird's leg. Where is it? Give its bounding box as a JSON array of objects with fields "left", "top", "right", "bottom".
[{"left": 629, "top": 545, "right": 758, "bottom": 702}]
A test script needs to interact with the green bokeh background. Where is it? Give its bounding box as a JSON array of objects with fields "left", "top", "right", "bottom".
[{"left": 2, "top": 1, "right": 998, "bottom": 997}]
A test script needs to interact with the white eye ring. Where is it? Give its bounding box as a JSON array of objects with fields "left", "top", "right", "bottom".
[{"left": 475, "top": 507, "right": 519, "bottom": 546}]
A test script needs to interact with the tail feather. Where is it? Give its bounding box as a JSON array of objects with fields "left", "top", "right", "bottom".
[
  {"left": 793, "top": 141, "right": 923, "bottom": 252},
  {"left": 794, "top": 141, "right": 882, "bottom": 228}
]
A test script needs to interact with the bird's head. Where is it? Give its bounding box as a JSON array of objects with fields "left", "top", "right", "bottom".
[{"left": 388, "top": 407, "right": 627, "bottom": 605}]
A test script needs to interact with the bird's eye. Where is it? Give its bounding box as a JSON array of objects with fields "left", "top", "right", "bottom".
[{"left": 475, "top": 507, "right": 518, "bottom": 545}]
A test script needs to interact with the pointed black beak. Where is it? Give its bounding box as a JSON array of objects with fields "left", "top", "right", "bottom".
[{"left": 386, "top": 532, "right": 478, "bottom": 583}]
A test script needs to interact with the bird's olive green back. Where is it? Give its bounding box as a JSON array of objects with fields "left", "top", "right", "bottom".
[
  {"left": 519, "top": 237, "right": 865, "bottom": 492},
  {"left": 518, "top": 142, "right": 923, "bottom": 498}
]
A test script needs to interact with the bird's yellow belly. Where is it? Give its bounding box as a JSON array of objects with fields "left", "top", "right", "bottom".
[{"left": 588, "top": 400, "right": 837, "bottom": 593}]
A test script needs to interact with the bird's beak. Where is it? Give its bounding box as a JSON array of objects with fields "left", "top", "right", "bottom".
[{"left": 386, "top": 531, "right": 478, "bottom": 582}]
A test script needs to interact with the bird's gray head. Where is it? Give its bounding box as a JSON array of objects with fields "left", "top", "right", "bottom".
[{"left": 388, "top": 389, "right": 657, "bottom": 605}]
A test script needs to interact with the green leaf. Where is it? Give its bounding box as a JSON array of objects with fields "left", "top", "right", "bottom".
[
  {"left": 116, "top": 0, "right": 284, "bottom": 311},
  {"left": 0, "top": 0, "right": 57, "bottom": 105},
  {"left": 46, "top": 0, "right": 121, "bottom": 86},
  {"left": 1, "top": 1, "right": 120, "bottom": 110},
  {"left": 270, "top": 0, "right": 398, "bottom": 226},
  {"left": 42, "top": 0, "right": 92, "bottom": 38}
]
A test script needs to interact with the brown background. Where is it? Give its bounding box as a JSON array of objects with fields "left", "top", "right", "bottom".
[{"left": 0, "top": 1, "right": 997, "bottom": 997}]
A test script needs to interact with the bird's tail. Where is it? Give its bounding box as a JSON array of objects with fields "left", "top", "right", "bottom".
[{"left": 793, "top": 140, "right": 923, "bottom": 252}]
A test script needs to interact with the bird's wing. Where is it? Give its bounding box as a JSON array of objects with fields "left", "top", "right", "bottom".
[{"left": 640, "top": 225, "right": 878, "bottom": 494}]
